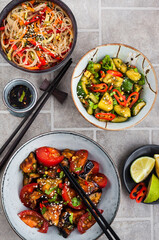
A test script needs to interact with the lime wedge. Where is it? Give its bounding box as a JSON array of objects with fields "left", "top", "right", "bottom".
[
  {"left": 154, "top": 154, "right": 159, "bottom": 178},
  {"left": 130, "top": 156, "right": 155, "bottom": 183},
  {"left": 144, "top": 174, "right": 159, "bottom": 203}
]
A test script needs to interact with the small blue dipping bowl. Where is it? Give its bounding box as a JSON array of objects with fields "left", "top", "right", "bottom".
[{"left": 3, "top": 78, "right": 37, "bottom": 117}]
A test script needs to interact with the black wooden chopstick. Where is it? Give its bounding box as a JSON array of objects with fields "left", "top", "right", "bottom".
[
  {"left": 59, "top": 164, "right": 120, "bottom": 240},
  {"left": 0, "top": 59, "right": 72, "bottom": 170}
]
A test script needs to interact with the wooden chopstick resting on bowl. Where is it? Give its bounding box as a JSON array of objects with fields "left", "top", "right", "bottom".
[
  {"left": 59, "top": 163, "right": 121, "bottom": 240},
  {"left": 0, "top": 59, "right": 72, "bottom": 170}
]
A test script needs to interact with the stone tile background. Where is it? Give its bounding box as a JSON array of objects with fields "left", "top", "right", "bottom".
[{"left": 0, "top": 0, "right": 159, "bottom": 239}]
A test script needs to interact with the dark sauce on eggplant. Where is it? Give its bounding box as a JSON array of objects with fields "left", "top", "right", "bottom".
[{"left": 8, "top": 85, "right": 32, "bottom": 109}]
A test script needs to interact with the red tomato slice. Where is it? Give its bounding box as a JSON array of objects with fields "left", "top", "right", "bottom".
[
  {"left": 18, "top": 210, "right": 49, "bottom": 233},
  {"left": 70, "top": 150, "right": 88, "bottom": 174},
  {"left": 90, "top": 160, "right": 99, "bottom": 174},
  {"left": 77, "top": 209, "right": 104, "bottom": 234},
  {"left": 62, "top": 183, "right": 84, "bottom": 210},
  {"left": 36, "top": 147, "right": 64, "bottom": 166},
  {"left": 20, "top": 183, "right": 38, "bottom": 209},
  {"left": 89, "top": 173, "right": 107, "bottom": 188}
]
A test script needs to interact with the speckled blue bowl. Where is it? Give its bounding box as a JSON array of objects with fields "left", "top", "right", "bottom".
[{"left": 3, "top": 78, "right": 37, "bottom": 117}]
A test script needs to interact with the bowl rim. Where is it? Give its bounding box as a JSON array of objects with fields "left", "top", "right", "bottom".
[
  {"left": 71, "top": 43, "right": 158, "bottom": 131},
  {"left": 0, "top": 0, "right": 77, "bottom": 74},
  {"left": 2, "top": 78, "right": 38, "bottom": 113},
  {"left": 1, "top": 130, "right": 121, "bottom": 240}
]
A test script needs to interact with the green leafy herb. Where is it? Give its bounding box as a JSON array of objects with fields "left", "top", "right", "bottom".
[
  {"left": 59, "top": 171, "right": 64, "bottom": 179},
  {"left": 87, "top": 61, "right": 99, "bottom": 79},
  {"left": 102, "top": 55, "right": 113, "bottom": 70},
  {"left": 45, "top": 187, "right": 56, "bottom": 195},
  {"left": 44, "top": 166, "right": 48, "bottom": 170},
  {"left": 57, "top": 187, "right": 62, "bottom": 195},
  {"left": 88, "top": 100, "right": 98, "bottom": 109},
  {"left": 94, "top": 92, "right": 100, "bottom": 101},
  {"left": 69, "top": 213, "right": 74, "bottom": 224},
  {"left": 19, "top": 91, "right": 26, "bottom": 102},
  {"left": 72, "top": 197, "right": 81, "bottom": 207},
  {"left": 75, "top": 167, "right": 82, "bottom": 171},
  {"left": 48, "top": 193, "right": 58, "bottom": 202},
  {"left": 88, "top": 213, "right": 92, "bottom": 221},
  {"left": 41, "top": 207, "right": 47, "bottom": 215},
  {"left": 63, "top": 201, "right": 69, "bottom": 205}
]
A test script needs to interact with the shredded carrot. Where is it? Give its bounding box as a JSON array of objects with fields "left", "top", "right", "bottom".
[
  {"left": 30, "top": 0, "right": 35, "bottom": 4},
  {"left": 46, "top": 6, "right": 52, "bottom": 12},
  {"left": 19, "top": 29, "right": 27, "bottom": 39}
]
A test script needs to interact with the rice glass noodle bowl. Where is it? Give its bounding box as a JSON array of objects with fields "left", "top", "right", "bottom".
[{"left": 0, "top": 0, "right": 77, "bottom": 73}]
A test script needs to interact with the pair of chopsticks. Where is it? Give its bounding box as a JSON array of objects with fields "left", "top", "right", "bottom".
[
  {"left": 60, "top": 163, "right": 121, "bottom": 240},
  {"left": 0, "top": 58, "right": 72, "bottom": 170}
]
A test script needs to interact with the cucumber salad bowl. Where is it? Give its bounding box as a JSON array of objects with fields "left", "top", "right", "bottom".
[{"left": 71, "top": 44, "right": 158, "bottom": 131}]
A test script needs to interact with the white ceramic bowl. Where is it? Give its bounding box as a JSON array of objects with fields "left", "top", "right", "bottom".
[
  {"left": 71, "top": 43, "right": 158, "bottom": 131},
  {"left": 1, "top": 131, "right": 120, "bottom": 240}
]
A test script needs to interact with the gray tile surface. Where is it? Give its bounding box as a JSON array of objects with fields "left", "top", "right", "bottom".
[
  {"left": 101, "top": 0, "right": 159, "bottom": 7},
  {"left": 101, "top": 9, "right": 159, "bottom": 63},
  {"left": 0, "top": 1, "right": 158, "bottom": 240}
]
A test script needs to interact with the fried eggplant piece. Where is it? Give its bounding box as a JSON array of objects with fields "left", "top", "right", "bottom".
[
  {"left": 28, "top": 191, "right": 43, "bottom": 209},
  {"left": 89, "top": 192, "right": 102, "bottom": 205},
  {"left": 58, "top": 208, "right": 85, "bottom": 238},
  {"left": 79, "top": 160, "right": 94, "bottom": 179},
  {"left": 62, "top": 149, "right": 75, "bottom": 160},
  {"left": 78, "top": 177, "right": 99, "bottom": 195},
  {"left": 42, "top": 203, "right": 63, "bottom": 226},
  {"left": 20, "top": 152, "right": 37, "bottom": 173},
  {"left": 37, "top": 178, "right": 62, "bottom": 198},
  {"left": 37, "top": 165, "right": 59, "bottom": 178},
  {"left": 23, "top": 173, "right": 40, "bottom": 186}
]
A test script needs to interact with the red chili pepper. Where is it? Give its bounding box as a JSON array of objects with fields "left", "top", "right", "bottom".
[
  {"left": 108, "top": 85, "right": 113, "bottom": 91},
  {"left": 136, "top": 186, "right": 147, "bottom": 203},
  {"left": 130, "top": 182, "right": 145, "bottom": 199},
  {"left": 57, "top": 168, "right": 61, "bottom": 173},
  {"left": 95, "top": 113, "right": 116, "bottom": 121},
  {"left": 84, "top": 181, "right": 88, "bottom": 186},
  {"left": 100, "top": 70, "right": 106, "bottom": 78},
  {"left": 59, "top": 183, "right": 63, "bottom": 189},
  {"left": 107, "top": 70, "right": 123, "bottom": 77},
  {"left": 25, "top": 8, "right": 46, "bottom": 25},
  {"left": 112, "top": 89, "right": 127, "bottom": 106},
  {"left": 0, "top": 26, "right": 5, "bottom": 31},
  {"left": 126, "top": 92, "right": 139, "bottom": 108},
  {"left": 90, "top": 83, "right": 108, "bottom": 93},
  {"left": 29, "top": 39, "right": 60, "bottom": 60}
]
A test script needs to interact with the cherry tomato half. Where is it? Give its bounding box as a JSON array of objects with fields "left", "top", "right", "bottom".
[
  {"left": 89, "top": 173, "right": 107, "bottom": 188},
  {"left": 90, "top": 160, "right": 99, "bottom": 174},
  {"left": 77, "top": 209, "right": 103, "bottom": 234},
  {"left": 18, "top": 210, "right": 49, "bottom": 233},
  {"left": 36, "top": 147, "right": 64, "bottom": 167},
  {"left": 70, "top": 150, "right": 88, "bottom": 174},
  {"left": 62, "top": 183, "right": 84, "bottom": 210},
  {"left": 20, "top": 183, "right": 38, "bottom": 209}
]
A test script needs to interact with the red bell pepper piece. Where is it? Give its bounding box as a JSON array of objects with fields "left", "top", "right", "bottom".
[
  {"left": 129, "top": 182, "right": 145, "bottom": 199},
  {"left": 100, "top": 70, "right": 106, "bottom": 78},
  {"left": 90, "top": 83, "right": 108, "bottom": 93},
  {"left": 108, "top": 85, "right": 113, "bottom": 91},
  {"left": 126, "top": 92, "right": 139, "bottom": 108},
  {"left": 0, "top": 26, "right": 5, "bottom": 31},
  {"left": 136, "top": 186, "right": 147, "bottom": 203},
  {"left": 95, "top": 113, "right": 116, "bottom": 121},
  {"left": 25, "top": 16, "right": 40, "bottom": 25},
  {"left": 107, "top": 70, "right": 123, "bottom": 77},
  {"left": 112, "top": 89, "right": 127, "bottom": 106}
]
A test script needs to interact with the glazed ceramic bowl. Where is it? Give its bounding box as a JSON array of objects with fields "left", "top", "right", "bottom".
[
  {"left": 71, "top": 43, "right": 158, "bottom": 131},
  {"left": 0, "top": 0, "right": 77, "bottom": 74},
  {"left": 1, "top": 131, "right": 120, "bottom": 240}
]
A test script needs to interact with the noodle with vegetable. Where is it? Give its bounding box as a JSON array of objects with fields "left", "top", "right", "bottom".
[{"left": 0, "top": 0, "right": 73, "bottom": 70}]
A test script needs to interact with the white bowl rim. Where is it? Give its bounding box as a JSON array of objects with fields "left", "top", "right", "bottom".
[
  {"left": 1, "top": 130, "right": 121, "bottom": 240},
  {"left": 71, "top": 43, "right": 158, "bottom": 131}
]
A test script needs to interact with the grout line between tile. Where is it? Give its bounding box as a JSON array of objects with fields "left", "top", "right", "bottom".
[
  {"left": 101, "top": 7, "right": 159, "bottom": 11},
  {"left": 99, "top": 0, "right": 102, "bottom": 45},
  {"left": 149, "top": 129, "right": 152, "bottom": 144},
  {"left": 114, "top": 217, "right": 151, "bottom": 222},
  {"left": 151, "top": 206, "right": 154, "bottom": 240},
  {"left": 78, "top": 29, "right": 99, "bottom": 32}
]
